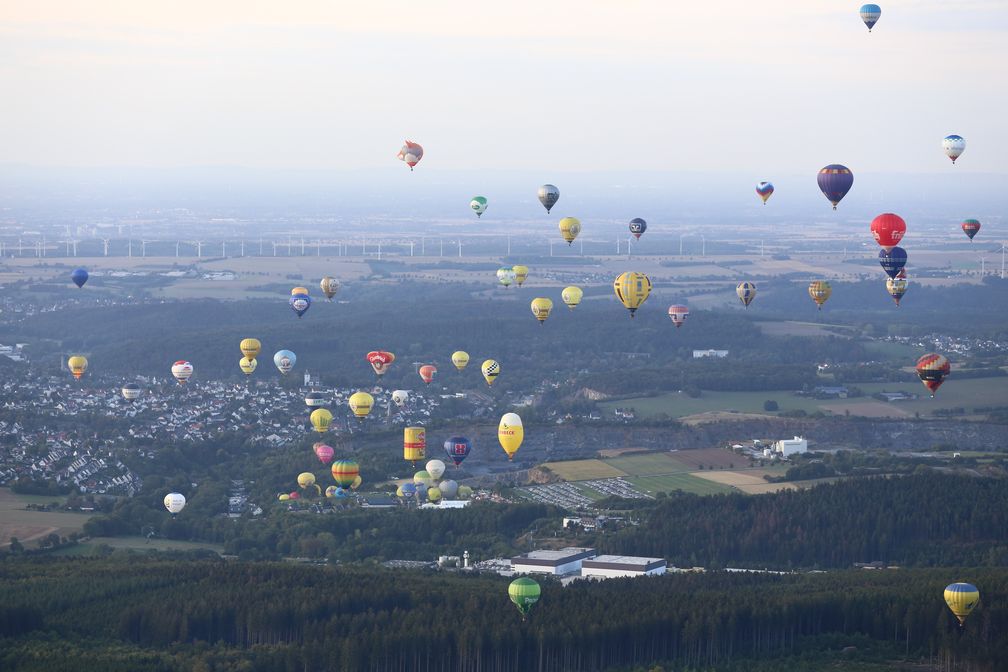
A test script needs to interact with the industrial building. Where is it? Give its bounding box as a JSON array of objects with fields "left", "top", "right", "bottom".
[
  {"left": 775, "top": 436, "right": 808, "bottom": 456},
  {"left": 510, "top": 547, "right": 597, "bottom": 576},
  {"left": 581, "top": 555, "right": 667, "bottom": 578}
]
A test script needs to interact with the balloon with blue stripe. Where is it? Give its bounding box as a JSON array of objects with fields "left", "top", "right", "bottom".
[
  {"left": 860, "top": 4, "right": 881, "bottom": 32},
  {"left": 878, "top": 246, "right": 907, "bottom": 279}
]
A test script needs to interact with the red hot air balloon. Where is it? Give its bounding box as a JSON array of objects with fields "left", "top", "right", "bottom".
[
  {"left": 667, "top": 305, "right": 690, "bottom": 328},
  {"left": 916, "top": 353, "right": 951, "bottom": 397},
  {"left": 397, "top": 140, "right": 424, "bottom": 171},
  {"left": 419, "top": 364, "right": 437, "bottom": 385},
  {"left": 367, "top": 350, "right": 395, "bottom": 376},
  {"left": 870, "top": 213, "right": 906, "bottom": 251},
  {"left": 314, "top": 443, "right": 335, "bottom": 465},
  {"left": 961, "top": 219, "right": 981, "bottom": 241}
]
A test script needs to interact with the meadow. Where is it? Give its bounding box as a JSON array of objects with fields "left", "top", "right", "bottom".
[{"left": 0, "top": 488, "right": 89, "bottom": 549}]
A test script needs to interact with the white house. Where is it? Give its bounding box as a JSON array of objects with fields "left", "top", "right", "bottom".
[
  {"left": 775, "top": 436, "right": 808, "bottom": 456},
  {"left": 581, "top": 555, "right": 667, "bottom": 579},
  {"left": 510, "top": 547, "right": 596, "bottom": 576}
]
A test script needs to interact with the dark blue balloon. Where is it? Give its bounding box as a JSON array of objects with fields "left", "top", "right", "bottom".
[
  {"left": 289, "top": 293, "right": 311, "bottom": 318},
  {"left": 629, "top": 218, "right": 647, "bottom": 239},
  {"left": 817, "top": 164, "right": 854, "bottom": 209},
  {"left": 879, "top": 246, "right": 907, "bottom": 279},
  {"left": 71, "top": 268, "right": 89, "bottom": 288},
  {"left": 400, "top": 482, "right": 417, "bottom": 497},
  {"left": 443, "top": 436, "right": 472, "bottom": 466}
]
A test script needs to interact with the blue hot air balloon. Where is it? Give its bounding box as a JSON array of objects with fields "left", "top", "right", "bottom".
[
  {"left": 273, "top": 350, "right": 297, "bottom": 375},
  {"left": 628, "top": 218, "right": 647, "bottom": 240},
  {"left": 443, "top": 436, "right": 472, "bottom": 467},
  {"left": 817, "top": 164, "right": 854, "bottom": 210},
  {"left": 71, "top": 268, "right": 89, "bottom": 288},
  {"left": 400, "top": 482, "right": 417, "bottom": 497},
  {"left": 289, "top": 293, "right": 311, "bottom": 318},
  {"left": 860, "top": 4, "right": 881, "bottom": 32},
  {"left": 878, "top": 246, "right": 907, "bottom": 279}
]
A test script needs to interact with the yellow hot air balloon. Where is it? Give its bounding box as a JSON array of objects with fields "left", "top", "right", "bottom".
[
  {"left": 348, "top": 392, "right": 374, "bottom": 418},
  {"left": 481, "top": 359, "right": 501, "bottom": 386},
  {"left": 944, "top": 583, "right": 980, "bottom": 626},
  {"left": 351, "top": 474, "right": 362, "bottom": 490},
  {"left": 451, "top": 351, "right": 470, "bottom": 371},
  {"left": 808, "top": 280, "right": 832, "bottom": 311},
  {"left": 297, "top": 472, "right": 316, "bottom": 489},
  {"left": 530, "top": 298, "right": 553, "bottom": 324},
  {"left": 291, "top": 286, "right": 309, "bottom": 296},
  {"left": 239, "top": 338, "right": 261, "bottom": 360},
  {"left": 67, "top": 355, "right": 88, "bottom": 380},
  {"left": 320, "top": 276, "right": 341, "bottom": 300},
  {"left": 561, "top": 286, "right": 583, "bottom": 310},
  {"left": 512, "top": 265, "right": 529, "bottom": 286},
  {"left": 239, "top": 357, "right": 257, "bottom": 376},
  {"left": 310, "top": 408, "right": 333, "bottom": 434},
  {"left": 613, "top": 272, "right": 652, "bottom": 318},
  {"left": 498, "top": 412, "right": 524, "bottom": 461},
  {"left": 278, "top": 493, "right": 291, "bottom": 501},
  {"left": 558, "top": 217, "right": 581, "bottom": 245}
]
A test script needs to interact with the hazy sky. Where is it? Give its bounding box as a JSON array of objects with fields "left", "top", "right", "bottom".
[{"left": 1, "top": 1, "right": 1006, "bottom": 175}]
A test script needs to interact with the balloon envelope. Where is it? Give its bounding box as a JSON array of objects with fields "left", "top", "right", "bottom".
[
  {"left": 71, "top": 268, "right": 89, "bottom": 288},
  {"left": 314, "top": 443, "right": 335, "bottom": 464},
  {"left": 859, "top": 4, "right": 881, "bottom": 31},
  {"left": 562, "top": 286, "right": 583, "bottom": 309},
  {"left": 392, "top": 390, "right": 409, "bottom": 407},
  {"left": 274, "top": 350, "right": 296, "bottom": 375},
  {"left": 498, "top": 413, "right": 524, "bottom": 461},
  {"left": 497, "top": 267, "right": 516, "bottom": 287},
  {"left": 613, "top": 272, "right": 652, "bottom": 317},
  {"left": 538, "top": 184, "right": 559, "bottom": 213},
  {"left": 289, "top": 294, "right": 311, "bottom": 318},
  {"left": 419, "top": 364, "right": 437, "bottom": 385},
  {"left": 444, "top": 436, "right": 472, "bottom": 466},
  {"left": 481, "top": 359, "right": 500, "bottom": 386},
  {"left": 817, "top": 165, "right": 854, "bottom": 209},
  {"left": 511, "top": 265, "right": 529, "bottom": 286},
  {"left": 426, "top": 459, "right": 446, "bottom": 481},
  {"left": 470, "top": 196, "right": 488, "bottom": 217},
  {"left": 451, "top": 351, "right": 470, "bottom": 371},
  {"left": 171, "top": 360, "right": 193, "bottom": 384},
  {"left": 755, "top": 182, "right": 774, "bottom": 204},
  {"left": 310, "top": 408, "right": 333, "bottom": 434},
  {"left": 320, "top": 276, "right": 341, "bottom": 299},
  {"left": 944, "top": 583, "right": 980, "bottom": 626},
  {"left": 121, "top": 383, "right": 142, "bottom": 401},
  {"left": 239, "top": 338, "right": 262, "bottom": 359},
  {"left": 870, "top": 213, "right": 906, "bottom": 250},
  {"left": 667, "top": 305, "right": 689, "bottom": 328},
  {"left": 558, "top": 217, "right": 581, "bottom": 245},
  {"left": 628, "top": 218, "right": 647, "bottom": 240},
  {"left": 509, "top": 577, "right": 541, "bottom": 619},
  {"left": 397, "top": 140, "right": 423, "bottom": 169},
  {"left": 239, "top": 357, "right": 257, "bottom": 376},
  {"left": 878, "top": 246, "right": 907, "bottom": 279},
  {"left": 943, "top": 135, "right": 965, "bottom": 163},
  {"left": 736, "top": 282, "right": 757, "bottom": 308},
  {"left": 530, "top": 297, "right": 553, "bottom": 324},
  {"left": 367, "top": 350, "right": 395, "bottom": 376},
  {"left": 348, "top": 391, "right": 374, "bottom": 418},
  {"left": 961, "top": 219, "right": 981, "bottom": 240},
  {"left": 808, "top": 281, "right": 832, "bottom": 310},
  {"left": 916, "top": 353, "right": 950, "bottom": 397},
  {"left": 331, "top": 460, "right": 360, "bottom": 488},
  {"left": 67, "top": 355, "right": 88, "bottom": 380},
  {"left": 164, "top": 492, "right": 186, "bottom": 515}
]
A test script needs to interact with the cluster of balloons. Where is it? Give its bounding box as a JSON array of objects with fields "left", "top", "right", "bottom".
[
  {"left": 282, "top": 454, "right": 362, "bottom": 504},
  {"left": 871, "top": 213, "right": 909, "bottom": 305},
  {"left": 397, "top": 458, "right": 472, "bottom": 505},
  {"left": 497, "top": 265, "right": 528, "bottom": 288}
]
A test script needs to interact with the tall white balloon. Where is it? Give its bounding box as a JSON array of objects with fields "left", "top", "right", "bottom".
[
  {"left": 943, "top": 135, "right": 965, "bottom": 164},
  {"left": 164, "top": 492, "right": 186, "bottom": 515},
  {"left": 426, "top": 459, "right": 446, "bottom": 481}
]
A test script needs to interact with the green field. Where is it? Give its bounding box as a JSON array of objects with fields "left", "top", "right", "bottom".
[
  {"left": 0, "top": 488, "right": 89, "bottom": 549},
  {"left": 627, "top": 474, "right": 735, "bottom": 496},
  {"left": 542, "top": 459, "right": 627, "bottom": 481},
  {"left": 605, "top": 452, "right": 691, "bottom": 475},
  {"left": 53, "top": 536, "right": 224, "bottom": 556}
]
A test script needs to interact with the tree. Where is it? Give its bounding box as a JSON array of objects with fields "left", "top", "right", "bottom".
[
  {"left": 763, "top": 400, "right": 779, "bottom": 411},
  {"left": 8, "top": 537, "right": 24, "bottom": 554}
]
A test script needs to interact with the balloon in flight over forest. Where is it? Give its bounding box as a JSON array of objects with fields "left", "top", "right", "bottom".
[
  {"left": 509, "top": 577, "right": 541, "bottom": 620},
  {"left": 561, "top": 286, "right": 583, "bottom": 310},
  {"left": 498, "top": 412, "right": 524, "bottom": 461},
  {"left": 886, "top": 274, "right": 908, "bottom": 306},
  {"left": 530, "top": 297, "right": 553, "bottom": 324},
  {"left": 239, "top": 338, "right": 261, "bottom": 360},
  {"left": 755, "top": 182, "right": 774, "bottom": 204},
  {"left": 397, "top": 140, "right": 423, "bottom": 170},
  {"left": 817, "top": 165, "right": 854, "bottom": 210},
  {"left": 392, "top": 389, "right": 410, "bottom": 407},
  {"left": 274, "top": 350, "right": 296, "bottom": 375},
  {"left": 613, "top": 272, "right": 652, "bottom": 318},
  {"left": 320, "top": 276, "right": 341, "bottom": 300},
  {"left": 737, "top": 282, "right": 757, "bottom": 308},
  {"left": 870, "top": 213, "right": 906, "bottom": 251},
  {"left": 944, "top": 583, "right": 980, "bottom": 626},
  {"left": 71, "top": 268, "right": 89, "bottom": 288},
  {"left": 404, "top": 426, "right": 426, "bottom": 465},
  {"left": 331, "top": 459, "right": 360, "bottom": 488},
  {"left": 419, "top": 364, "right": 437, "bottom": 385},
  {"left": 310, "top": 408, "right": 333, "bottom": 434},
  {"left": 289, "top": 292, "right": 311, "bottom": 319},
  {"left": 538, "top": 184, "right": 560, "bottom": 213},
  {"left": 470, "top": 196, "right": 488, "bottom": 218},
  {"left": 314, "top": 443, "right": 335, "bottom": 465},
  {"left": 916, "top": 353, "right": 950, "bottom": 397},
  {"left": 942, "top": 135, "right": 965, "bottom": 164},
  {"left": 558, "top": 217, "right": 581, "bottom": 245},
  {"left": 511, "top": 265, "right": 529, "bottom": 287},
  {"left": 164, "top": 492, "right": 186, "bottom": 515},
  {"left": 667, "top": 305, "right": 690, "bottom": 329},
  {"left": 239, "top": 357, "right": 257, "bottom": 376},
  {"left": 348, "top": 391, "right": 374, "bottom": 418},
  {"left": 67, "top": 355, "right": 88, "bottom": 380},
  {"left": 367, "top": 350, "right": 395, "bottom": 376},
  {"left": 443, "top": 436, "right": 472, "bottom": 467},
  {"left": 451, "top": 351, "right": 470, "bottom": 371},
  {"left": 297, "top": 472, "right": 316, "bottom": 489},
  {"left": 808, "top": 281, "right": 832, "bottom": 310},
  {"left": 859, "top": 4, "right": 881, "bottom": 31},
  {"left": 961, "top": 219, "right": 981, "bottom": 241},
  {"left": 628, "top": 218, "right": 647, "bottom": 240},
  {"left": 171, "top": 360, "right": 193, "bottom": 384},
  {"left": 481, "top": 359, "right": 500, "bottom": 386}
]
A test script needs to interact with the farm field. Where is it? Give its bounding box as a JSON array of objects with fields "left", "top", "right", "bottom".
[
  {"left": 605, "top": 452, "right": 692, "bottom": 475},
  {"left": 542, "top": 459, "right": 627, "bottom": 481},
  {"left": 0, "top": 488, "right": 89, "bottom": 549},
  {"left": 53, "top": 536, "right": 224, "bottom": 556},
  {"left": 666, "top": 448, "right": 741, "bottom": 470},
  {"left": 627, "top": 473, "right": 735, "bottom": 496}
]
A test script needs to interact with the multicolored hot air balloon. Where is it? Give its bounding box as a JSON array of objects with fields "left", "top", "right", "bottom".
[
  {"left": 879, "top": 246, "right": 907, "bottom": 279},
  {"left": 808, "top": 281, "right": 832, "bottom": 310},
  {"left": 629, "top": 218, "right": 647, "bottom": 240},
  {"left": 451, "top": 351, "right": 470, "bottom": 371},
  {"left": 121, "top": 383, "right": 142, "bottom": 401},
  {"left": 314, "top": 443, "right": 335, "bottom": 465},
  {"left": 859, "top": 4, "right": 881, "bottom": 31},
  {"left": 817, "top": 165, "right": 854, "bottom": 210},
  {"left": 538, "top": 184, "right": 559, "bottom": 213},
  {"left": 443, "top": 436, "right": 472, "bottom": 467},
  {"left": 310, "top": 408, "right": 333, "bottom": 434},
  {"left": 71, "top": 268, "right": 89, "bottom": 288},
  {"left": 667, "top": 305, "right": 689, "bottom": 328},
  {"left": 67, "top": 355, "right": 88, "bottom": 380},
  {"left": 497, "top": 267, "right": 516, "bottom": 288},
  {"left": 239, "top": 338, "right": 261, "bottom": 360},
  {"left": 498, "top": 412, "right": 523, "bottom": 461},
  {"left": 367, "top": 350, "right": 395, "bottom": 376},
  {"left": 419, "top": 364, "right": 437, "bottom": 385},
  {"left": 962, "top": 219, "right": 981, "bottom": 241},
  {"left": 916, "top": 353, "right": 950, "bottom": 397},
  {"left": 404, "top": 426, "right": 426, "bottom": 464},
  {"left": 756, "top": 182, "right": 774, "bottom": 204},
  {"left": 397, "top": 140, "right": 423, "bottom": 170},
  {"left": 944, "top": 583, "right": 980, "bottom": 627},
  {"left": 291, "top": 287, "right": 309, "bottom": 296},
  {"left": 348, "top": 391, "right": 374, "bottom": 418},
  {"left": 870, "top": 213, "right": 906, "bottom": 251},
  {"left": 470, "top": 196, "right": 488, "bottom": 218},
  {"left": 509, "top": 577, "right": 541, "bottom": 620},
  {"left": 305, "top": 391, "right": 327, "bottom": 407},
  {"left": 558, "top": 217, "right": 581, "bottom": 245},
  {"left": 511, "top": 265, "right": 529, "bottom": 287},
  {"left": 737, "top": 281, "right": 757, "bottom": 308},
  {"left": 481, "top": 359, "right": 500, "bottom": 386},
  {"left": 886, "top": 274, "right": 908, "bottom": 306},
  {"left": 289, "top": 292, "right": 311, "bottom": 319},
  {"left": 943, "top": 135, "right": 965, "bottom": 164},
  {"left": 320, "top": 276, "right": 341, "bottom": 300},
  {"left": 530, "top": 297, "right": 553, "bottom": 324},
  {"left": 239, "top": 357, "right": 257, "bottom": 376},
  {"left": 331, "top": 459, "right": 360, "bottom": 488},
  {"left": 613, "top": 272, "right": 652, "bottom": 317},
  {"left": 274, "top": 350, "right": 296, "bottom": 375},
  {"left": 164, "top": 493, "right": 186, "bottom": 515},
  {"left": 172, "top": 360, "right": 193, "bottom": 384},
  {"left": 561, "top": 286, "right": 583, "bottom": 310}
]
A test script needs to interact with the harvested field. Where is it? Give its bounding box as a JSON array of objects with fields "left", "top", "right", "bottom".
[
  {"left": 819, "top": 401, "right": 911, "bottom": 418},
  {"left": 0, "top": 488, "right": 89, "bottom": 549},
  {"left": 667, "top": 448, "right": 740, "bottom": 470},
  {"left": 627, "top": 474, "right": 735, "bottom": 496},
  {"left": 542, "top": 460, "right": 627, "bottom": 481},
  {"left": 605, "top": 452, "right": 690, "bottom": 475},
  {"left": 692, "top": 471, "right": 769, "bottom": 487}
]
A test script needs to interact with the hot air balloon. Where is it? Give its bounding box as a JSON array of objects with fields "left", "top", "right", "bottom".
[
  {"left": 439, "top": 479, "right": 459, "bottom": 499},
  {"left": 351, "top": 474, "right": 362, "bottom": 490},
  {"left": 886, "top": 275, "right": 908, "bottom": 306},
  {"left": 289, "top": 293, "right": 311, "bottom": 319},
  {"left": 736, "top": 281, "right": 757, "bottom": 308},
  {"left": 392, "top": 390, "right": 409, "bottom": 407},
  {"left": 413, "top": 470, "right": 433, "bottom": 487},
  {"left": 498, "top": 412, "right": 524, "bottom": 461},
  {"left": 481, "top": 359, "right": 500, "bottom": 386},
  {"left": 443, "top": 436, "right": 472, "bottom": 467},
  {"left": 512, "top": 265, "right": 529, "bottom": 287},
  {"left": 426, "top": 486, "right": 443, "bottom": 503},
  {"left": 172, "top": 360, "right": 193, "bottom": 384},
  {"left": 305, "top": 391, "right": 328, "bottom": 407},
  {"left": 239, "top": 357, "right": 257, "bottom": 376},
  {"left": 278, "top": 493, "right": 291, "bottom": 502},
  {"left": 613, "top": 272, "right": 652, "bottom": 318},
  {"left": 239, "top": 338, "right": 261, "bottom": 360},
  {"left": 558, "top": 217, "right": 581, "bottom": 245},
  {"left": 944, "top": 583, "right": 980, "bottom": 626},
  {"left": 310, "top": 408, "right": 333, "bottom": 434},
  {"left": 426, "top": 459, "right": 446, "bottom": 481},
  {"left": 530, "top": 297, "right": 553, "bottom": 324},
  {"left": 756, "top": 182, "right": 774, "bottom": 204},
  {"left": 419, "top": 364, "right": 437, "bottom": 385},
  {"left": 291, "top": 287, "right": 309, "bottom": 296},
  {"left": 121, "top": 383, "right": 142, "bottom": 401},
  {"left": 288, "top": 491, "right": 300, "bottom": 500},
  {"left": 348, "top": 391, "right": 374, "bottom": 418},
  {"left": 298, "top": 472, "right": 316, "bottom": 489},
  {"left": 320, "top": 276, "right": 341, "bottom": 300},
  {"left": 497, "top": 267, "right": 516, "bottom": 288},
  {"left": 397, "top": 140, "right": 423, "bottom": 170},
  {"left": 400, "top": 482, "right": 417, "bottom": 498},
  {"left": 916, "top": 353, "right": 950, "bottom": 397},
  {"left": 629, "top": 218, "right": 647, "bottom": 240},
  {"left": 367, "top": 350, "right": 395, "bottom": 376},
  {"left": 561, "top": 286, "right": 583, "bottom": 310},
  {"left": 961, "top": 219, "right": 981, "bottom": 241},
  {"left": 817, "top": 165, "right": 854, "bottom": 210},
  {"left": 870, "top": 213, "right": 906, "bottom": 251},
  {"left": 667, "top": 305, "right": 689, "bottom": 328},
  {"left": 451, "top": 351, "right": 470, "bottom": 371},
  {"left": 331, "top": 459, "right": 360, "bottom": 488},
  {"left": 808, "top": 281, "right": 832, "bottom": 311},
  {"left": 470, "top": 196, "right": 488, "bottom": 218},
  {"left": 314, "top": 443, "right": 335, "bottom": 465},
  {"left": 164, "top": 492, "right": 186, "bottom": 515},
  {"left": 538, "top": 184, "right": 559, "bottom": 213},
  {"left": 509, "top": 577, "right": 541, "bottom": 620},
  {"left": 404, "top": 427, "right": 426, "bottom": 464},
  {"left": 457, "top": 485, "right": 473, "bottom": 499},
  {"left": 67, "top": 355, "right": 88, "bottom": 380},
  {"left": 274, "top": 350, "right": 296, "bottom": 375},
  {"left": 71, "top": 268, "right": 89, "bottom": 288},
  {"left": 859, "top": 4, "right": 881, "bottom": 31},
  {"left": 325, "top": 485, "right": 338, "bottom": 498},
  {"left": 879, "top": 246, "right": 907, "bottom": 279},
  {"left": 943, "top": 135, "right": 965, "bottom": 164}
]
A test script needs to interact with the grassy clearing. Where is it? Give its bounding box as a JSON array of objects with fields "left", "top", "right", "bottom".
[
  {"left": 0, "top": 488, "right": 88, "bottom": 549},
  {"left": 605, "top": 452, "right": 691, "bottom": 475},
  {"left": 53, "top": 536, "right": 224, "bottom": 556},
  {"left": 542, "top": 460, "right": 627, "bottom": 481},
  {"left": 627, "top": 473, "right": 735, "bottom": 496}
]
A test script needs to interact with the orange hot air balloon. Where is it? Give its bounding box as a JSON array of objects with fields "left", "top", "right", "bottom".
[{"left": 419, "top": 364, "right": 437, "bottom": 385}]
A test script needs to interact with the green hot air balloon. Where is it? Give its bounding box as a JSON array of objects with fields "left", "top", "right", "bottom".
[
  {"left": 470, "top": 196, "right": 488, "bottom": 218},
  {"left": 508, "top": 577, "right": 541, "bottom": 620}
]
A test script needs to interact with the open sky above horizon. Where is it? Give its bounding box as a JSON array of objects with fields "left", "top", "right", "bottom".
[{"left": 1, "top": 1, "right": 1006, "bottom": 176}]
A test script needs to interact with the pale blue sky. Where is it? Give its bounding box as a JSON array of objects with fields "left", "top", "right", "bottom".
[{"left": 0, "top": 1, "right": 1005, "bottom": 174}]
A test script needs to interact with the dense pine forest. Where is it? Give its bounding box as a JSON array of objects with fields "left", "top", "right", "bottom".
[{"left": 1, "top": 558, "right": 1004, "bottom": 672}]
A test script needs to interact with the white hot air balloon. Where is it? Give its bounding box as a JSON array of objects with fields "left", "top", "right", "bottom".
[
  {"left": 943, "top": 134, "right": 965, "bottom": 164},
  {"left": 164, "top": 492, "right": 186, "bottom": 515},
  {"left": 392, "top": 390, "right": 409, "bottom": 407},
  {"left": 171, "top": 361, "right": 193, "bottom": 384},
  {"left": 426, "top": 459, "right": 446, "bottom": 481}
]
